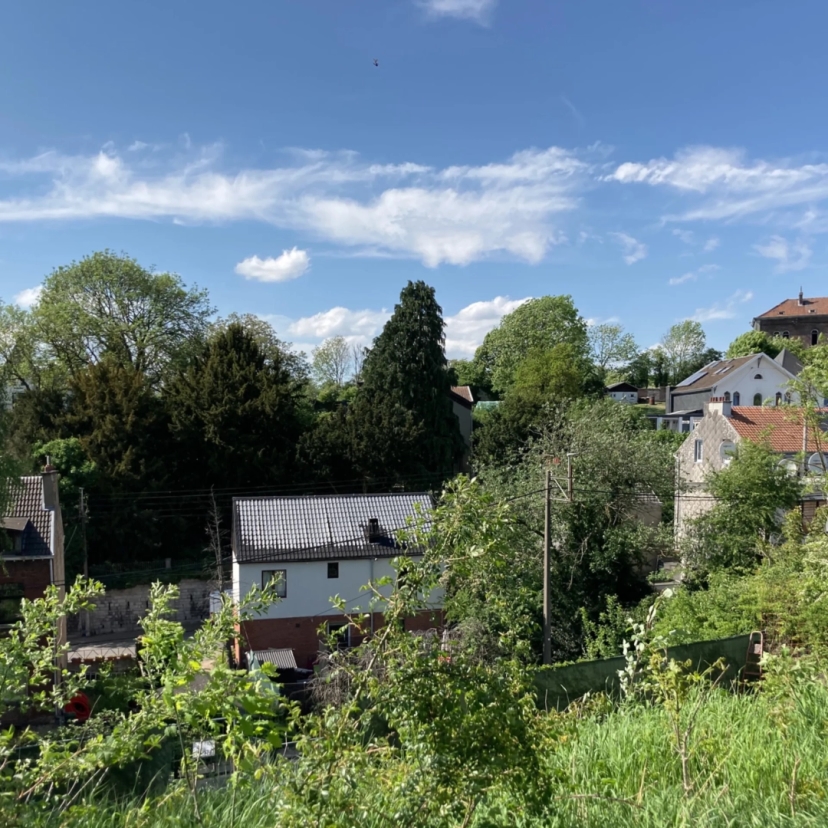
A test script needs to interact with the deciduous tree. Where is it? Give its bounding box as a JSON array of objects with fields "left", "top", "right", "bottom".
[
  {"left": 474, "top": 296, "right": 589, "bottom": 393},
  {"left": 32, "top": 250, "right": 213, "bottom": 385}
]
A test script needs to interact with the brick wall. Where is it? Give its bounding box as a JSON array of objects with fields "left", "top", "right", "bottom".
[
  {"left": 0, "top": 559, "right": 51, "bottom": 600},
  {"left": 239, "top": 609, "right": 444, "bottom": 669},
  {"left": 67, "top": 578, "right": 212, "bottom": 638}
]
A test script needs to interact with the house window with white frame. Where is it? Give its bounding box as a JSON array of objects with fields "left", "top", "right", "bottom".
[
  {"left": 262, "top": 569, "right": 287, "bottom": 598},
  {"left": 694, "top": 439, "right": 703, "bottom": 463}
]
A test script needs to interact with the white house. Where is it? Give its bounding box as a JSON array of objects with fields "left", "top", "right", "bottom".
[
  {"left": 660, "top": 351, "right": 802, "bottom": 433},
  {"left": 232, "top": 493, "right": 442, "bottom": 668},
  {"left": 605, "top": 381, "right": 639, "bottom": 404}
]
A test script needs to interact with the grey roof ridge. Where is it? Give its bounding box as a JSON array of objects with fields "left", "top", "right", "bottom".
[{"left": 232, "top": 491, "right": 434, "bottom": 502}]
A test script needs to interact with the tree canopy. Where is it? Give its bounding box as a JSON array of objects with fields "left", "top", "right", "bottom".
[
  {"left": 32, "top": 251, "right": 213, "bottom": 386},
  {"left": 474, "top": 296, "right": 588, "bottom": 394},
  {"left": 660, "top": 320, "right": 707, "bottom": 383}
]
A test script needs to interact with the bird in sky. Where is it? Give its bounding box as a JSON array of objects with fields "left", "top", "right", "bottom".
[{"left": 372, "top": 58, "right": 379, "bottom": 67}]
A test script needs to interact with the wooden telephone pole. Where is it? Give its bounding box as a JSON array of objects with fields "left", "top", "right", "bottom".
[
  {"left": 542, "top": 454, "right": 576, "bottom": 666},
  {"left": 79, "top": 488, "right": 90, "bottom": 637}
]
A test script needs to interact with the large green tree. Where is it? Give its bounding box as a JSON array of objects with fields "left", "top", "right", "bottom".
[
  {"left": 589, "top": 323, "right": 639, "bottom": 372},
  {"left": 660, "top": 320, "right": 707, "bottom": 384},
  {"left": 32, "top": 251, "right": 213, "bottom": 386},
  {"left": 348, "top": 280, "right": 463, "bottom": 484},
  {"left": 165, "top": 322, "right": 306, "bottom": 490},
  {"left": 474, "top": 296, "right": 589, "bottom": 394},
  {"left": 682, "top": 440, "right": 803, "bottom": 576},
  {"left": 726, "top": 330, "right": 806, "bottom": 361}
]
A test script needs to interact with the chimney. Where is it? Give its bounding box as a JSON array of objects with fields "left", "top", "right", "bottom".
[
  {"left": 41, "top": 460, "right": 59, "bottom": 511},
  {"left": 706, "top": 396, "right": 732, "bottom": 418},
  {"left": 366, "top": 518, "right": 381, "bottom": 543},
  {"left": 799, "top": 287, "right": 804, "bottom": 306}
]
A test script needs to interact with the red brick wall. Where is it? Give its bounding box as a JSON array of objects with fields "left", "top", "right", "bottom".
[
  {"left": 0, "top": 559, "right": 51, "bottom": 600},
  {"left": 239, "top": 609, "right": 444, "bottom": 670}
]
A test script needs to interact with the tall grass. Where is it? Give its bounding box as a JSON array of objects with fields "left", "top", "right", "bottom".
[{"left": 21, "top": 680, "right": 828, "bottom": 827}]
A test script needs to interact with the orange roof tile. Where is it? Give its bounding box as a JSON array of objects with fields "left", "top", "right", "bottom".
[
  {"left": 729, "top": 407, "right": 828, "bottom": 453},
  {"left": 755, "top": 297, "right": 828, "bottom": 318}
]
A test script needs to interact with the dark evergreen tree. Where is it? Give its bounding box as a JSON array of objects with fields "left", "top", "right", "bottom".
[
  {"left": 348, "top": 281, "right": 463, "bottom": 486},
  {"left": 165, "top": 322, "right": 305, "bottom": 491},
  {"left": 62, "top": 359, "right": 172, "bottom": 562}
]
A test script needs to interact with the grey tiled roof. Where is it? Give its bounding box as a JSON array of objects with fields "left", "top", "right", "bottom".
[
  {"left": 233, "top": 492, "right": 433, "bottom": 564},
  {"left": 3, "top": 476, "right": 52, "bottom": 557},
  {"left": 249, "top": 648, "right": 298, "bottom": 670}
]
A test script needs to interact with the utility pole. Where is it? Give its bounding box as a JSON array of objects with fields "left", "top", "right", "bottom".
[
  {"left": 79, "top": 487, "right": 90, "bottom": 637},
  {"left": 543, "top": 468, "right": 551, "bottom": 665}
]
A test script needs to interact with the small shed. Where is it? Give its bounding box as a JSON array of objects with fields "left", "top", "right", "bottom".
[{"left": 605, "top": 382, "right": 639, "bottom": 404}]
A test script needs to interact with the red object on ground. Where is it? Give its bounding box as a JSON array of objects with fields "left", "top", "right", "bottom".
[{"left": 64, "top": 693, "right": 91, "bottom": 722}]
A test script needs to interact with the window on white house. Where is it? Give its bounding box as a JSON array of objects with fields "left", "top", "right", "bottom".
[
  {"left": 723, "top": 391, "right": 731, "bottom": 402},
  {"left": 262, "top": 570, "right": 287, "bottom": 598},
  {"left": 752, "top": 393, "right": 762, "bottom": 406},
  {"left": 775, "top": 392, "right": 782, "bottom": 406},
  {"left": 694, "top": 439, "right": 703, "bottom": 463},
  {"left": 327, "top": 561, "right": 339, "bottom": 579},
  {"left": 733, "top": 392, "right": 741, "bottom": 406}
]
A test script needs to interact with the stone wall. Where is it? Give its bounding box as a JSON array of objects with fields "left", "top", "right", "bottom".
[
  {"left": 674, "top": 407, "right": 741, "bottom": 538},
  {"left": 67, "top": 578, "right": 213, "bottom": 639}
]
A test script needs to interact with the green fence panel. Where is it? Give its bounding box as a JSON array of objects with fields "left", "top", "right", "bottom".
[{"left": 534, "top": 633, "right": 751, "bottom": 711}]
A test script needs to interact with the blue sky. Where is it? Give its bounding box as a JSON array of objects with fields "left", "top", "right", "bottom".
[{"left": 1, "top": 0, "right": 827, "bottom": 358}]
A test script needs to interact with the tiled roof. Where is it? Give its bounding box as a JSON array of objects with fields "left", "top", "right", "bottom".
[
  {"left": 673, "top": 355, "right": 756, "bottom": 392},
  {"left": 756, "top": 297, "right": 828, "bottom": 318},
  {"left": 2, "top": 476, "right": 52, "bottom": 557},
  {"left": 233, "top": 492, "right": 433, "bottom": 564},
  {"left": 451, "top": 386, "right": 474, "bottom": 404},
  {"left": 729, "top": 407, "right": 828, "bottom": 453}
]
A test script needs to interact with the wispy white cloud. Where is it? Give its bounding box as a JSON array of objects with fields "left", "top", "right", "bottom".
[
  {"left": 419, "top": 0, "right": 496, "bottom": 23},
  {"left": 444, "top": 296, "right": 531, "bottom": 356},
  {"left": 753, "top": 235, "right": 812, "bottom": 272},
  {"left": 690, "top": 289, "right": 753, "bottom": 323},
  {"left": 610, "top": 231, "right": 648, "bottom": 265},
  {"left": 703, "top": 236, "right": 720, "bottom": 252},
  {"left": 0, "top": 143, "right": 589, "bottom": 268},
  {"left": 672, "top": 229, "right": 694, "bottom": 244},
  {"left": 669, "top": 262, "right": 720, "bottom": 286},
  {"left": 235, "top": 248, "right": 310, "bottom": 282},
  {"left": 560, "top": 96, "right": 585, "bottom": 128},
  {"left": 13, "top": 285, "right": 42, "bottom": 308},
  {"left": 611, "top": 146, "right": 828, "bottom": 223}
]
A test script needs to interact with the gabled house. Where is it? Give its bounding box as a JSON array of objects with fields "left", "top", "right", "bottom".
[
  {"left": 661, "top": 352, "right": 802, "bottom": 433},
  {"left": 674, "top": 399, "right": 828, "bottom": 537},
  {"left": 450, "top": 386, "right": 474, "bottom": 469},
  {"left": 232, "top": 492, "right": 442, "bottom": 668},
  {"left": 605, "top": 381, "right": 639, "bottom": 404},
  {"left": 1, "top": 467, "right": 66, "bottom": 635},
  {"left": 753, "top": 291, "right": 828, "bottom": 348}
]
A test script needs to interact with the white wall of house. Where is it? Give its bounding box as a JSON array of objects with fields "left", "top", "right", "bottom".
[
  {"left": 233, "top": 556, "right": 444, "bottom": 620},
  {"left": 608, "top": 390, "right": 637, "bottom": 404}
]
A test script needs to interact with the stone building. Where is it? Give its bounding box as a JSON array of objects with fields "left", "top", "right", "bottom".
[
  {"left": 674, "top": 399, "right": 828, "bottom": 537},
  {"left": 753, "top": 291, "right": 828, "bottom": 348}
]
